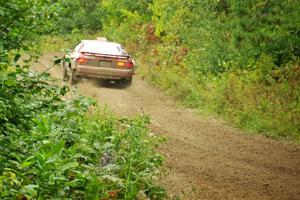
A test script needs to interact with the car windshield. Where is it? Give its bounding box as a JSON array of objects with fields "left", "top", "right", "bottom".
[{"left": 79, "top": 41, "right": 127, "bottom": 56}]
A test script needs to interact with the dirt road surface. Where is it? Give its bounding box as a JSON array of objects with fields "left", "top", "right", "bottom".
[{"left": 34, "top": 53, "right": 300, "bottom": 200}]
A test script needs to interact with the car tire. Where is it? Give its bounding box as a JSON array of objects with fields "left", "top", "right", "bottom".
[
  {"left": 69, "top": 69, "right": 76, "bottom": 85},
  {"left": 127, "top": 77, "right": 132, "bottom": 85},
  {"left": 62, "top": 61, "right": 69, "bottom": 81}
]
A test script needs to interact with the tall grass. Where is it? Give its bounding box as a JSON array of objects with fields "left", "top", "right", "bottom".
[
  {"left": 139, "top": 58, "right": 300, "bottom": 142},
  {"left": 39, "top": 31, "right": 101, "bottom": 52}
]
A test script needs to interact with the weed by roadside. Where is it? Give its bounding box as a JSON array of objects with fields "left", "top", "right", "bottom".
[
  {"left": 139, "top": 61, "right": 300, "bottom": 142},
  {"left": 0, "top": 67, "right": 166, "bottom": 199}
]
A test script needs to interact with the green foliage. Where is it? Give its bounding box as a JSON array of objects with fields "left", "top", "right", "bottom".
[
  {"left": 99, "top": 0, "right": 153, "bottom": 46},
  {"left": 229, "top": 0, "right": 300, "bottom": 67},
  {"left": 96, "top": 0, "right": 300, "bottom": 141},
  {"left": 148, "top": 0, "right": 300, "bottom": 73},
  {"left": 0, "top": 0, "right": 58, "bottom": 68},
  {"left": 39, "top": 31, "right": 102, "bottom": 52},
  {"left": 1, "top": 1, "right": 166, "bottom": 198},
  {"left": 140, "top": 63, "right": 300, "bottom": 141},
  {"left": 51, "top": 0, "right": 104, "bottom": 33},
  {"left": 0, "top": 69, "right": 165, "bottom": 199}
]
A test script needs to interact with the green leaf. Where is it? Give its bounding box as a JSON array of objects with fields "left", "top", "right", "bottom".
[
  {"left": 0, "top": 7, "right": 5, "bottom": 16},
  {"left": 14, "top": 54, "right": 21, "bottom": 62},
  {"left": 4, "top": 79, "right": 16, "bottom": 87},
  {"left": 51, "top": 140, "right": 65, "bottom": 155},
  {"left": 59, "top": 85, "right": 69, "bottom": 95},
  {"left": 6, "top": 2, "right": 19, "bottom": 10},
  {"left": 65, "top": 57, "right": 71, "bottom": 63},
  {"left": 23, "top": 184, "right": 39, "bottom": 196},
  {"left": 60, "top": 162, "right": 78, "bottom": 173},
  {"left": 45, "top": 158, "right": 57, "bottom": 165},
  {"left": 66, "top": 179, "right": 82, "bottom": 187},
  {"left": 24, "top": 184, "right": 39, "bottom": 190},
  {"left": 21, "top": 156, "right": 35, "bottom": 169},
  {"left": 54, "top": 58, "right": 62, "bottom": 65}
]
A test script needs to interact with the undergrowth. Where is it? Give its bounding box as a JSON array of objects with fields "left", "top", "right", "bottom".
[
  {"left": 40, "top": 30, "right": 101, "bottom": 52},
  {"left": 139, "top": 55, "right": 300, "bottom": 142},
  {"left": 0, "top": 67, "right": 165, "bottom": 199}
]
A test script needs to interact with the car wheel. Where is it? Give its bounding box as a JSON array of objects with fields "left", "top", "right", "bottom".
[
  {"left": 62, "top": 61, "right": 69, "bottom": 81},
  {"left": 127, "top": 77, "right": 132, "bottom": 85},
  {"left": 69, "top": 69, "right": 76, "bottom": 85}
]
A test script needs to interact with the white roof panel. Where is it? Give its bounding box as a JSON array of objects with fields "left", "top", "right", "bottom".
[{"left": 80, "top": 40, "right": 127, "bottom": 56}]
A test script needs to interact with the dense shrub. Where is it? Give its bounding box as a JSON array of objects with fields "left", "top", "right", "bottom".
[
  {"left": 1, "top": 1, "right": 165, "bottom": 199},
  {"left": 0, "top": 69, "right": 165, "bottom": 199},
  {"left": 50, "top": 0, "right": 104, "bottom": 33}
]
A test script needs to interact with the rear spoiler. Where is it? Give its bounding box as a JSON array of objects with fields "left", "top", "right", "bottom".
[{"left": 81, "top": 52, "right": 130, "bottom": 59}]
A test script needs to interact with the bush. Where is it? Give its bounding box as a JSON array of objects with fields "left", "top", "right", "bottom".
[{"left": 0, "top": 68, "right": 165, "bottom": 199}]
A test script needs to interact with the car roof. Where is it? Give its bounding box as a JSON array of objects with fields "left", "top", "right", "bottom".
[{"left": 80, "top": 40, "right": 127, "bottom": 56}]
